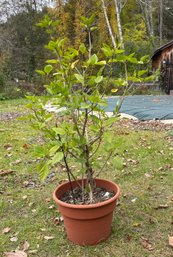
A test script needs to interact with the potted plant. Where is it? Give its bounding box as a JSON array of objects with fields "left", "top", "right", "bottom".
[{"left": 27, "top": 15, "right": 152, "bottom": 245}]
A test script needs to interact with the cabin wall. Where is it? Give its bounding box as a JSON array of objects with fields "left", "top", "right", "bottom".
[{"left": 152, "top": 45, "right": 173, "bottom": 70}]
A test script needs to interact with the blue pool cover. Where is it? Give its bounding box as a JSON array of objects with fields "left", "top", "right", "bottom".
[{"left": 106, "top": 95, "right": 173, "bottom": 120}]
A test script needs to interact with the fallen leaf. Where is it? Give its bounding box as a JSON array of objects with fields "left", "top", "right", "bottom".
[
  {"left": 40, "top": 228, "right": 46, "bottom": 232},
  {"left": 140, "top": 237, "right": 154, "bottom": 251},
  {"left": 132, "top": 222, "right": 141, "bottom": 227},
  {"left": 31, "top": 209, "right": 36, "bottom": 213},
  {"left": 126, "top": 235, "right": 132, "bottom": 241},
  {"left": 22, "top": 195, "right": 28, "bottom": 200},
  {"left": 127, "top": 159, "right": 139, "bottom": 165},
  {"left": 53, "top": 216, "right": 63, "bottom": 226},
  {"left": 48, "top": 205, "right": 55, "bottom": 209},
  {"left": 0, "top": 170, "right": 15, "bottom": 176},
  {"left": 2, "top": 227, "right": 11, "bottom": 234},
  {"left": 23, "top": 144, "right": 30, "bottom": 149},
  {"left": 23, "top": 240, "right": 30, "bottom": 251},
  {"left": 4, "top": 250, "right": 27, "bottom": 257},
  {"left": 154, "top": 204, "right": 169, "bottom": 210},
  {"left": 28, "top": 250, "right": 38, "bottom": 254},
  {"left": 145, "top": 173, "right": 154, "bottom": 178},
  {"left": 131, "top": 198, "right": 137, "bottom": 203},
  {"left": 45, "top": 198, "right": 51, "bottom": 202},
  {"left": 44, "top": 236, "right": 55, "bottom": 240},
  {"left": 169, "top": 236, "right": 173, "bottom": 247},
  {"left": 11, "top": 159, "right": 22, "bottom": 165},
  {"left": 4, "top": 143, "right": 13, "bottom": 150},
  {"left": 23, "top": 181, "right": 29, "bottom": 187},
  {"left": 10, "top": 236, "right": 18, "bottom": 242},
  {"left": 53, "top": 217, "right": 60, "bottom": 225},
  {"left": 5, "top": 153, "right": 13, "bottom": 157}
]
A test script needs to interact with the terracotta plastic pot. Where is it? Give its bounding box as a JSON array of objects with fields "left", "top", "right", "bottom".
[{"left": 53, "top": 178, "right": 120, "bottom": 245}]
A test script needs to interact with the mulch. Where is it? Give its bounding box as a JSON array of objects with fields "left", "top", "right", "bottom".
[
  {"left": 0, "top": 111, "right": 173, "bottom": 132},
  {"left": 118, "top": 118, "right": 173, "bottom": 132},
  {"left": 0, "top": 112, "right": 24, "bottom": 121}
]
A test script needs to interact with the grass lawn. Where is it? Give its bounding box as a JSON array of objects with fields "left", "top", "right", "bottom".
[{"left": 0, "top": 99, "right": 173, "bottom": 257}]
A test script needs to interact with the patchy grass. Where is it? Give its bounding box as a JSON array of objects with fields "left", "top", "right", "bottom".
[{"left": 0, "top": 99, "right": 173, "bottom": 257}]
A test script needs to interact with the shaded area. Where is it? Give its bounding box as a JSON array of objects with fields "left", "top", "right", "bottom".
[{"left": 106, "top": 95, "right": 173, "bottom": 120}]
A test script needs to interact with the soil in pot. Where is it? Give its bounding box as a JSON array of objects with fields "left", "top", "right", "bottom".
[
  {"left": 60, "top": 186, "right": 115, "bottom": 205},
  {"left": 53, "top": 179, "right": 120, "bottom": 246}
]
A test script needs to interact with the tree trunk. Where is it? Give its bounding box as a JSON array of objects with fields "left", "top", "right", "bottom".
[
  {"left": 138, "top": 0, "right": 155, "bottom": 47},
  {"left": 113, "top": 0, "right": 124, "bottom": 49},
  {"left": 159, "top": 0, "right": 163, "bottom": 45},
  {"left": 101, "top": 0, "right": 116, "bottom": 48}
]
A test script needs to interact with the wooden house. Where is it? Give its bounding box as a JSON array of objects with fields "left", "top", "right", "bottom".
[{"left": 151, "top": 40, "right": 173, "bottom": 94}]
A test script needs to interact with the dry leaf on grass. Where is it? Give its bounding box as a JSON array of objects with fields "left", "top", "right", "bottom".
[
  {"left": 4, "top": 250, "right": 27, "bottom": 257},
  {"left": 0, "top": 170, "right": 15, "bottom": 176},
  {"left": 23, "top": 241, "right": 30, "bottom": 251},
  {"left": 53, "top": 216, "right": 63, "bottom": 226},
  {"left": 154, "top": 204, "right": 169, "bottom": 210},
  {"left": 169, "top": 236, "right": 173, "bottom": 247},
  {"left": 22, "top": 144, "right": 30, "bottom": 149},
  {"left": 44, "top": 236, "right": 55, "bottom": 240},
  {"left": 4, "top": 143, "right": 13, "bottom": 150},
  {"left": 48, "top": 205, "right": 55, "bottom": 209},
  {"left": 22, "top": 195, "right": 28, "bottom": 200},
  {"left": 2, "top": 227, "right": 11, "bottom": 234},
  {"left": 11, "top": 159, "right": 22, "bottom": 165},
  {"left": 140, "top": 237, "right": 154, "bottom": 251},
  {"left": 10, "top": 236, "right": 18, "bottom": 242}
]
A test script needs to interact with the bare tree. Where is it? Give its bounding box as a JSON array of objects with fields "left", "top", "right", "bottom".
[
  {"left": 113, "top": 0, "right": 124, "bottom": 49},
  {"left": 101, "top": 0, "right": 116, "bottom": 48},
  {"left": 137, "top": 0, "right": 155, "bottom": 47}
]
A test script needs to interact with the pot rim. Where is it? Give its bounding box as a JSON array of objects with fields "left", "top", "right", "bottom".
[{"left": 53, "top": 178, "right": 120, "bottom": 209}]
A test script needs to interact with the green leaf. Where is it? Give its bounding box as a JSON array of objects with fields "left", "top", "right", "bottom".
[
  {"left": 71, "top": 60, "right": 79, "bottom": 69},
  {"left": 79, "top": 43, "right": 87, "bottom": 54},
  {"left": 36, "top": 70, "right": 45, "bottom": 75},
  {"left": 111, "top": 88, "right": 118, "bottom": 93},
  {"left": 115, "top": 78, "right": 128, "bottom": 86},
  {"left": 51, "top": 152, "right": 63, "bottom": 165},
  {"left": 144, "top": 75, "right": 155, "bottom": 82},
  {"left": 138, "top": 70, "right": 148, "bottom": 77},
  {"left": 44, "top": 65, "right": 53, "bottom": 75},
  {"left": 105, "top": 116, "right": 119, "bottom": 126},
  {"left": 53, "top": 128, "right": 66, "bottom": 135},
  {"left": 38, "top": 163, "right": 50, "bottom": 181},
  {"left": 96, "top": 60, "right": 106, "bottom": 66},
  {"left": 114, "top": 49, "right": 125, "bottom": 54},
  {"left": 90, "top": 26, "right": 97, "bottom": 32},
  {"left": 46, "top": 59, "right": 58, "bottom": 64},
  {"left": 101, "top": 44, "right": 113, "bottom": 57},
  {"left": 95, "top": 76, "right": 103, "bottom": 84},
  {"left": 140, "top": 55, "right": 149, "bottom": 63},
  {"left": 128, "top": 76, "right": 141, "bottom": 83},
  {"left": 49, "top": 145, "right": 60, "bottom": 156},
  {"left": 34, "top": 145, "right": 46, "bottom": 157},
  {"left": 81, "top": 103, "right": 90, "bottom": 109},
  {"left": 80, "top": 14, "right": 95, "bottom": 28},
  {"left": 74, "top": 74, "right": 84, "bottom": 84},
  {"left": 88, "top": 54, "right": 98, "bottom": 65},
  {"left": 127, "top": 57, "right": 138, "bottom": 64}
]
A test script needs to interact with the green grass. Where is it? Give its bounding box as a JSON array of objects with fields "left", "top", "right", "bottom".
[{"left": 0, "top": 99, "right": 173, "bottom": 257}]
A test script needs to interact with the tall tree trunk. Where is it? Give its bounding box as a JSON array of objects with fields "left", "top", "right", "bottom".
[
  {"left": 159, "top": 0, "right": 163, "bottom": 45},
  {"left": 113, "top": 0, "right": 124, "bottom": 49},
  {"left": 149, "top": 0, "right": 154, "bottom": 37},
  {"left": 101, "top": 0, "right": 116, "bottom": 48},
  {"left": 138, "top": 0, "right": 155, "bottom": 47}
]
